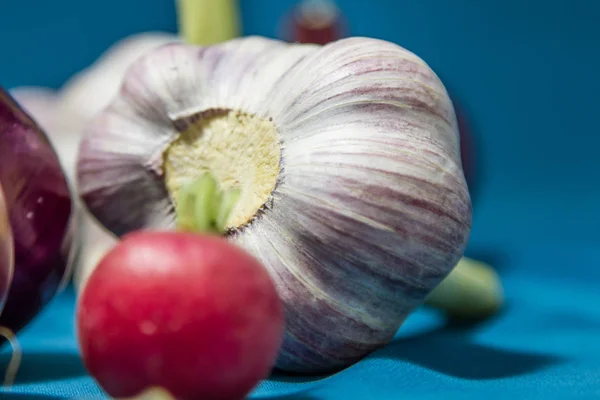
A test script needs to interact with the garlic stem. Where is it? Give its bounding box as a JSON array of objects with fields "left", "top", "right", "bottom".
[
  {"left": 424, "top": 257, "right": 504, "bottom": 319},
  {"left": 176, "top": 173, "right": 240, "bottom": 235},
  {"left": 175, "top": 0, "right": 241, "bottom": 45}
]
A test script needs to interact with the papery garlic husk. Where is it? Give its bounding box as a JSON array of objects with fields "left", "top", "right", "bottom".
[{"left": 77, "top": 36, "right": 472, "bottom": 373}]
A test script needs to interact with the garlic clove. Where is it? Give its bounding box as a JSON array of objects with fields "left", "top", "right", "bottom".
[
  {"left": 117, "top": 36, "right": 317, "bottom": 118},
  {"left": 77, "top": 36, "right": 472, "bottom": 373}
]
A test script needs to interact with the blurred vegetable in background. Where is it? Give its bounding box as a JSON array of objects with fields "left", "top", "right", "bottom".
[
  {"left": 10, "top": 32, "right": 180, "bottom": 291},
  {"left": 176, "top": 0, "right": 241, "bottom": 45},
  {"left": 10, "top": 0, "right": 246, "bottom": 292},
  {"left": 283, "top": 0, "right": 345, "bottom": 45},
  {"left": 0, "top": 87, "right": 78, "bottom": 337}
]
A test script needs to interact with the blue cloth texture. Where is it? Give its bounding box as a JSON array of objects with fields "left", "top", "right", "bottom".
[{"left": 1, "top": 0, "right": 600, "bottom": 398}]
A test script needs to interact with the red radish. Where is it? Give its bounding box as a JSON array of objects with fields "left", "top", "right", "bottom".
[
  {"left": 76, "top": 174, "right": 285, "bottom": 400},
  {"left": 77, "top": 231, "right": 284, "bottom": 400}
]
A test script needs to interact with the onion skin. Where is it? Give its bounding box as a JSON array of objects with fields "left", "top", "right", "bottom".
[
  {"left": 77, "top": 231, "right": 284, "bottom": 400},
  {"left": 0, "top": 87, "right": 77, "bottom": 334},
  {"left": 0, "top": 183, "right": 13, "bottom": 312}
]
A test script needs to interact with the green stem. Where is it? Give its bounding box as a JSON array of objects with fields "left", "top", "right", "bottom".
[
  {"left": 175, "top": 0, "right": 241, "bottom": 46},
  {"left": 176, "top": 173, "right": 240, "bottom": 235},
  {"left": 424, "top": 257, "right": 504, "bottom": 319}
]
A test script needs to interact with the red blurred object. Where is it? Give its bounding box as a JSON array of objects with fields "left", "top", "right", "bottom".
[
  {"left": 77, "top": 231, "right": 284, "bottom": 400},
  {"left": 286, "top": 0, "right": 345, "bottom": 45}
]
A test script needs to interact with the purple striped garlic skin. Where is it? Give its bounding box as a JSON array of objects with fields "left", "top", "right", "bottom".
[{"left": 77, "top": 36, "right": 472, "bottom": 373}]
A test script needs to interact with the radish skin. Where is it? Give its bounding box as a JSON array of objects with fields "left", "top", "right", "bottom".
[{"left": 77, "top": 231, "right": 284, "bottom": 400}]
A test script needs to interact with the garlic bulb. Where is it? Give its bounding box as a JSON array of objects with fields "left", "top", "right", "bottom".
[{"left": 77, "top": 36, "right": 472, "bottom": 373}]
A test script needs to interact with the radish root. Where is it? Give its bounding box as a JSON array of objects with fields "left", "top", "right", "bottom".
[{"left": 0, "top": 326, "right": 21, "bottom": 386}]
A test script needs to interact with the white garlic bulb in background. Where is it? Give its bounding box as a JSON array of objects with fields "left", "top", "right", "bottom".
[
  {"left": 77, "top": 35, "right": 472, "bottom": 373},
  {"left": 60, "top": 32, "right": 180, "bottom": 122},
  {"left": 11, "top": 32, "right": 180, "bottom": 291}
]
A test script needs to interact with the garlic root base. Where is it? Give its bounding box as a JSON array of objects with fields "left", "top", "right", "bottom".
[{"left": 424, "top": 257, "right": 504, "bottom": 319}]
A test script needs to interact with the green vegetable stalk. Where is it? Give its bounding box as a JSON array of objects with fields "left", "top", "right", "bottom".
[
  {"left": 176, "top": 0, "right": 241, "bottom": 45},
  {"left": 425, "top": 256, "right": 504, "bottom": 319}
]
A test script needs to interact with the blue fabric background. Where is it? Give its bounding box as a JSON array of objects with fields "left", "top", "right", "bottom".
[{"left": 1, "top": 0, "right": 599, "bottom": 398}]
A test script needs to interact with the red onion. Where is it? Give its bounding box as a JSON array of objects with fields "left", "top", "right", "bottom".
[{"left": 0, "top": 87, "right": 79, "bottom": 335}]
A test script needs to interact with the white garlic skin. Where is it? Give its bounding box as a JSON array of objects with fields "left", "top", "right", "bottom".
[{"left": 77, "top": 36, "right": 472, "bottom": 373}]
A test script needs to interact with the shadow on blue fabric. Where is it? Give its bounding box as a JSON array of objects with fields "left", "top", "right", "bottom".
[
  {"left": 260, "top": 313, "right": 563, "bottom": 400},
  {"left": 372, "top": 317, "right": 563, "bottom": 380},
  {"left": 0, "top": 352, "right": 86, "bottom": 385}
]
